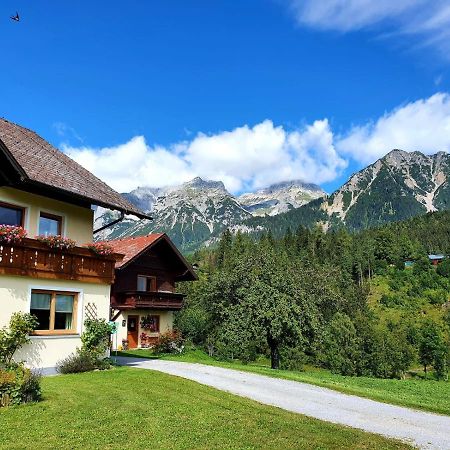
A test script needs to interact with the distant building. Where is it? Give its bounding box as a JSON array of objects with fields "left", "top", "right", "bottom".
[
  {"left": 404, "top": 255, "right": 447, "bottom": 268},
  {"left": 109, "top": 234, "right": 197, "bottom": 349},
  {"left": 428, "top": 254, "right": 446, "bottom": 266}
]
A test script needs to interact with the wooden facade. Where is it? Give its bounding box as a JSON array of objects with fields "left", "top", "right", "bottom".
[
  {"left": 0, "top": 238, "right": 120, "bottom": 284},
  {"left": 110, "top": 235, "right": 196, "bottom": 312}
]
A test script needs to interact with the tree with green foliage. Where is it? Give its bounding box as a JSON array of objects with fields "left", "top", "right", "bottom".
[
  {"left": 437, "top": 258, "right": 450, "bottom": 278},
  {"left": 178, "top": 210, "right": 450, "bottom": 380},
  {"left": 419, "top": 321, "right": 446, "bottom": 378},
  {"left": 321, "top": 313, "right": 361, "bottom": 376}
]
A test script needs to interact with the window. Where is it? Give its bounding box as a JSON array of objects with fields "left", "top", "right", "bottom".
[
  {"left": 0, "top": 201, "right": 24, "bottom": 226},
  {"left": 30, "top": 290, "right": 77, "bottom": 335},
  {"left": 39, "top": 212, "right": 62, "bottom": 236},
  {"left": 137, "top": 275, "right": 156, "bottom": 292},
  {"left": 141, "top": 315, "right": 160, "bottom": 333}
]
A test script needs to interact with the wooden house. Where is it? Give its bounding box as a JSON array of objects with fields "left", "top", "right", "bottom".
[
  {"left": 428, "top": 254, "right": 446, "bottom": 266},
  {"left": 0, "top": 118, "right": 149, "bottom": 372},
  {"left": 109, "top": 234, "right": 197, "bottom": 349}
]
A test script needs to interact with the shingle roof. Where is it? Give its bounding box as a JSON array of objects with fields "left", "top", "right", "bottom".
[
  {"left": 0, "top": 118, "right": 149, "bottom": 219},
  {"left": 108, "top": 233, "right": 197, "bottom": 281},
  {"left": 109, "top": 234, "right": 164, "bottom": 268}
]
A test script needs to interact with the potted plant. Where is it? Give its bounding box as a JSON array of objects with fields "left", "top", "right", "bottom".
[
  {"left": 140, "top": 333, "right": 151, "bottom": 348},
  {"left": 86, "top": 242, "right": 114, "bottom": 257},
  {"left": 36, "top": 235, "right": 76, "bottom": 251},
  {"left": 0, "top": 225, "right": 27, "bottom": 244}
]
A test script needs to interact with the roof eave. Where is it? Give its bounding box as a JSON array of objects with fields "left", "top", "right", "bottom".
[
  {"left": 0, "top": 137, "right": 28, "bottom": 180},
  {"left": 23, "top": 179, "right": 151, "bottom": 220},
  {"left": 114, "top": 234, "right": 197, "bottom": 280}
]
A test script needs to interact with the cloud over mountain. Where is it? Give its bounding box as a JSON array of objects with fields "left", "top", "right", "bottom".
[
  {"left": 65, "top": 119, "right": 346, "bottom": 194},
  {"left": 337, "top": 93, "right": 450, "bottom": 164},
  {"left": 65, "top": 92, "right": 450, "bottom": 193}
]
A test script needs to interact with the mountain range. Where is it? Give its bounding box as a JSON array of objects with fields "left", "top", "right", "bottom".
[{"left": 95, "top": 149, "right": 450, "bottom": 251}]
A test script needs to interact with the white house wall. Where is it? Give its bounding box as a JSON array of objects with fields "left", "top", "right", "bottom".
[{"left": 1, "top": 274, "right": 110, "bottom": 371}]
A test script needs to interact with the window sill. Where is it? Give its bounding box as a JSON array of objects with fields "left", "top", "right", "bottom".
[{"left": 30, "top": 333, "right": 80, "bottom": 339}]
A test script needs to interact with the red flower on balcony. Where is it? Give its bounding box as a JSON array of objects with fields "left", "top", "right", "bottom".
[
  {"left": 86, "top": 242, "right": 114, "bottom": 257},
  {"left": 36, "top": 235, "right": 76, "bottom": 251},
  {"left": 0, "top": 225, "right": 27, "bottom": 244}
]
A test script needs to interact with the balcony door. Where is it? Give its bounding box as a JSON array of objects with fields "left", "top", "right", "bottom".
[{"left": 127, "top": 315, "right": 139, "bottom": 349}]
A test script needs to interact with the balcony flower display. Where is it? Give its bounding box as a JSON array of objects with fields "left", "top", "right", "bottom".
[
  {"left": 36, "top": 235, "right": 76, "bottom": 251},
  {"left": 86, "top": 242, "right": 114, "bottom": 257},
  {"left": 0, "top": 225, "right": 27, "bottom": 244}
]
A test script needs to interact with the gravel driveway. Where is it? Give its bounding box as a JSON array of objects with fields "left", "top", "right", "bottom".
[{"left": 117, "top": 357, "right": 450, "bottom": 449}]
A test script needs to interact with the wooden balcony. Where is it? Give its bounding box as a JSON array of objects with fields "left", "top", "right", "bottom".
[
  {"left": 112, "top": 290, "right": 185, "bottom": 310},
  {"left": 0, "top": 238, "right": 122, "bottom": 284}
]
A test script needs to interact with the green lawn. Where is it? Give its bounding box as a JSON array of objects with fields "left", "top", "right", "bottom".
[
  {"left": 115, "top": 349, "right": 450, "bottom": 416},
  {"left": 0, "top": 367, "right": 409, "bottom": 450}
]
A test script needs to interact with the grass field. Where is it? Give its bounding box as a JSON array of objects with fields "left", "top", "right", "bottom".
[
  {"left": 115, "top": 348, "right": 450, "bottom": 416},
  {"left": 0, "top": 367, "right": 410, "bottom": 450}
]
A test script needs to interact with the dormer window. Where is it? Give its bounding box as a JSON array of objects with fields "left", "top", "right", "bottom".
[
  {"left": 39, "top": 212, "right": 62, "bottom": 236},
  {"left": 137, "top": 275, "right": 156, "bottom": 292},
  {"left": 0, "top": 201, "right": 24, "bottom": 226}
]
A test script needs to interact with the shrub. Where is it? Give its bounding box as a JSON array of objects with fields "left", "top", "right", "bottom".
[
  {"left": 81, "top": 318, "right": 113, "bottom": 357},
  {"left": 56, "top": 349, "right": 111, "bottom": 374},
  {"left": 423, "top": 289, "right": 448, "bottom": 305},
  {"left": 0, "top": 365, "right": 41, "bottom": 407},
  {"left": 153, "top": 331, "right": 184, "bottom": 354},
  {"left": 175, "top": 306, "right": 210, "bottom": 344},
  {"left": 0, "top": 313, "right": 38, "bottom": 368},
  {"left": 280, "top": 345, "right": 305, "bottom": 371},
  {"left": 437, "top": 258, "right": 450, "bottom": 278},
  {"left": 57, "top": 318, "right": 114, "bottom": 374}
]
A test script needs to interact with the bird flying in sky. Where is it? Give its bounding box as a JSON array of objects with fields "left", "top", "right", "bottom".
[{"left": 10, "top": 12, "right": 20, "bottom": 22}]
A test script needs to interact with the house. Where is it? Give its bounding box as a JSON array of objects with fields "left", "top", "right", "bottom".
[
  {"left": 428, "top": 254, "right": 446, "bottom": 266},
  {"left": 0, "top": 118, "right": 149, "bottom": 372},
  {"left": 108, "top": 234, "right": 197, "bottom": 349}
]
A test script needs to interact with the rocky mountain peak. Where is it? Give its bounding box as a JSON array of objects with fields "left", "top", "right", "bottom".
[
  {"left": 239, "top": 179, "right": 325, "bottom": 216},
  {"left": 183, "top": 177, "right": 227, "bottom": 192}
]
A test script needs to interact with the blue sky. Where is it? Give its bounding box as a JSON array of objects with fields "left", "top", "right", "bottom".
[{"left": 2, "top": 0, "right": 450, "bottom": 194}]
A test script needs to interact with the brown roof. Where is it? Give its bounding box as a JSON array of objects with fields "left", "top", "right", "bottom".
[
  {"left": 108, "top": 233, "right": 197, "bottom": 281},
  {"left": 0, "top": 118, "right": 149, "bottom": 219}
]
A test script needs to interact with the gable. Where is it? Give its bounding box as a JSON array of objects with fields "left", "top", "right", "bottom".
[{"left": 0, "top": 118, "right": 149, "bottom": 218}]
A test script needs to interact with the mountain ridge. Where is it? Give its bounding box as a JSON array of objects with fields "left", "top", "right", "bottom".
[{"left": 96, "top": 149, "right": 450, "bottom": 251}]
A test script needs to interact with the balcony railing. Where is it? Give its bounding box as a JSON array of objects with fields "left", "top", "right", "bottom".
[
  {"left": 112, "top": 290, "right": 185, "bottom": 310},
  {"left": 0, "top": 238, "right": 122, "bottom": 284}
]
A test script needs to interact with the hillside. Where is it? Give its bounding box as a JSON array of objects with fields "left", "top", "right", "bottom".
[{"left": 243, "top": 149, "right": 450, "bottom": 238}]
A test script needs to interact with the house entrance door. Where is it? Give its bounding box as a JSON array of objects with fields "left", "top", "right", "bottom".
[{"left": 127, "top": 315, "right": 139, "bottom": 348}]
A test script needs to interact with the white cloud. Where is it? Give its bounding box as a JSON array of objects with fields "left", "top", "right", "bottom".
[
  {"left": 337, "top": 93, "right": 450, "bottom": 164},
  {"left": 287, "top": 0, "right": 450, "bottom": 55},
  {"left": 64, "top": 93, "right": 450, "bottom": 193},
  {"left": 64, "top": 120, "right": 347, "bottom": 194}
]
